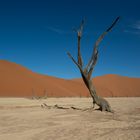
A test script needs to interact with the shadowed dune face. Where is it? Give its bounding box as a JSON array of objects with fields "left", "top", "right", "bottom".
[{"left": 0, "top": 60, "right": 140, "bottom": 97}]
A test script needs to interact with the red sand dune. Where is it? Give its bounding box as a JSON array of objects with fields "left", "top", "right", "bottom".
[{"left": 0, "top": 60, "right": 140, "bottom": 97}]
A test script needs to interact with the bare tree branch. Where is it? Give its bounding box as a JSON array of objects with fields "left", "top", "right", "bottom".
[
  {"left": 106, "top": 16, "right": 120, "bottom": 32},
  {"left": 85, "top": 17, "right": 120, "bottom": 76},
  {"left": 67, "top": 52, "right": 90, "bottom": 88},
  {"left": 77, "top": 19, "right": 85, "bottom": 67},
  {"left": 87, "top": 50, "right": 98, "bottom": 80},
  {"left": 67, "top": 52, "right": 83, "bottom": 72},
  {"left": 42, "top": 103, "right": 84, "bottom": 110}
]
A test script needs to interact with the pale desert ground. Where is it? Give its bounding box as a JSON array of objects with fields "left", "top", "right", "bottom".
[{"left": 0, "top": 97, "right": 140, "bottom": 140}]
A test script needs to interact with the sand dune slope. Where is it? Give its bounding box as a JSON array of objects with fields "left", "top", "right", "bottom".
[
  {"left": 0, "top": 60, "right": 140, "bottom": 97},
  {"left": 0, "top": 60, "right": 87, "bottom": 97}
]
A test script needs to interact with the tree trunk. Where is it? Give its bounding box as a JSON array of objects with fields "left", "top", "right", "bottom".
[{"left": 87, "top": 79, "right": 113, "bottom": 112}]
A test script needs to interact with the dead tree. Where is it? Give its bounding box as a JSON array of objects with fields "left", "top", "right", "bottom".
[{"left": 67, "top": 17, "right": 120, "bottom": 112}]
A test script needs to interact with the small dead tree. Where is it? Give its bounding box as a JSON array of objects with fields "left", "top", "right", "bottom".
[{"left": 67, "top": 17, "right": 120, "bottom": 112}]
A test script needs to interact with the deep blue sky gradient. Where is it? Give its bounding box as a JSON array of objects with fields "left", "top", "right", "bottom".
[{"left": 0, "top": 0, "right": 140, "bottom": 78}]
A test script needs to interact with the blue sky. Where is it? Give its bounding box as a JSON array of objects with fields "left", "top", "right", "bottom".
[{"left": 0, "top": 0, "right": 140, "bottom": 79}]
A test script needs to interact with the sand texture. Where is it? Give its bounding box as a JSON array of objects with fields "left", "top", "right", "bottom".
[
  {"left": 0, "top": 60, "right": 140, "bottom": 97},
  {"left": 0, "top": 97, "right": 140, "bottom": 140}
]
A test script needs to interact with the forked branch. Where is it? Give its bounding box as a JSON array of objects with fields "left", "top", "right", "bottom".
[
  {"left": 67, "top": 52, "right": 90, "bottom": 88},
  {"left": 85, "top": 17, "right": 120, "bottom": 79}
]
